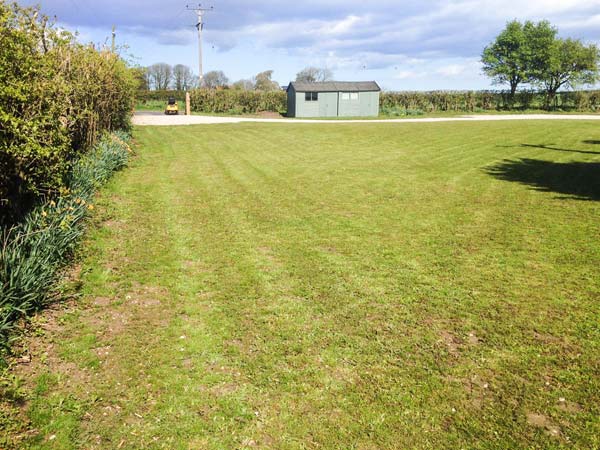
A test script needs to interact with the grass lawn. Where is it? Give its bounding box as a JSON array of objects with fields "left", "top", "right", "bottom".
[{"left": 2, "top": 121, "right": 599, "bottom": 449}]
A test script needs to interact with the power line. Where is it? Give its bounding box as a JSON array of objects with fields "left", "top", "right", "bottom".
[{"left": 186, "top": 4, "right": 213, "bottom": 85}]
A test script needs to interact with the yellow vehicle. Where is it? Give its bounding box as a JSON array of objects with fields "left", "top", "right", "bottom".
[{"left": 164, "top": 97, "right": 179, "bottom": 115}]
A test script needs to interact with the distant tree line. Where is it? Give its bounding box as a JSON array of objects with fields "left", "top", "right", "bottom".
[
  {"left": 140, "top": 63, "right": 197, "bottom": 90},
  {"left": 482, "top": 20, "right": 600, "bottom": 106},
  {"left": 140, "top": 65, "right": 285, "bottom": 91},
  {"left": 139, "top": 65, "right": 335, "bottom": 92}
]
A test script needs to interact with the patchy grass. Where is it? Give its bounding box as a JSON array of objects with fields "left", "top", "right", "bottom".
[{"left": 2, "top": 121, "right": 599, "bottom": 449}]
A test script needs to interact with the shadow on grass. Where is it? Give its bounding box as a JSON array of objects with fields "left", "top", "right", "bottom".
[
  {"left": 582, "top": 140, "right": 600, "bottom": 145},
  {"left": 519, "top": 143, "right": 600, "bottom": 155},
  {"left": 486, "top": 159, "right": 600, "bottom": 201}
]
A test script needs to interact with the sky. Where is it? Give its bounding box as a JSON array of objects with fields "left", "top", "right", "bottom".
[{"left": 26, "top": 0, "right": 600, "bottom": 90}]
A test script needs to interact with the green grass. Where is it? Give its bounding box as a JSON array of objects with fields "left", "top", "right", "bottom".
[
  {"left": 3, "top": 121, "right": 600, "bottom": 449},
  {"left": 135, "top": 100, "right": 184, "bottom": 112}
]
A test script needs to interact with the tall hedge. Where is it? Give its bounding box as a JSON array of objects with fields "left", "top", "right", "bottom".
[
  {"left": 0, "top": 2, "right": 137, "bottom": 226},
  {"left": 184, "top": 88, "right": 600, "bottom": 116},
  {"left": 190, "top": 89, "right": 287, "bottom": 114}
]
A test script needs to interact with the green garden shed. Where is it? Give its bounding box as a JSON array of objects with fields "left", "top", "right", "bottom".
[{"left": 286, "top": 81, "right": 381, "bottom": 118}]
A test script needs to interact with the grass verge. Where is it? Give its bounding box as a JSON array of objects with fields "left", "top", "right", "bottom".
[{"left": 0, "top": 133, "right": 132, "bottom": 351}]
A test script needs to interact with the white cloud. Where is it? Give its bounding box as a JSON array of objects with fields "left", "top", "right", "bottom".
[{"left": 394, "top": 70, "right": 421, "bottom": 80}]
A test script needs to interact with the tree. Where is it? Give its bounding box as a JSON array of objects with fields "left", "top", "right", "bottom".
[
  {"left": 481, "top": 20, "right": 529, "bottom": 96},
  {"left": 533, "top": 38, "right": 600, "bottom": 107},
  {"left": 522, "top": 20, "right": 558, "bottom": 86},
  {"left": 254, "top": 70, "right": 280, "bottom": 91},
  {"left": 147, "top": 63, "right": 172, "bottom": 90},
  {"left": 295, "top": 66, "right": 333, "bottom": 83},
  {"left": 231, "top": 79, "right": 255, "bottom": 90},
  {"left": 172, "top": 64, "right": 195, "bottom": 90},
  {"left": 202, "top": 70, "right": 229, "bottom": 89},
  {"left": 131, "top": 66, "right": 149, "bottom": 91},
  {"left": 482, "top": 20, "right": 599, "bottom": 107}
]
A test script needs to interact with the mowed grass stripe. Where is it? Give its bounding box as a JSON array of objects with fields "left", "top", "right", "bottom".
[{"left": 8, "top": 121, "right": 599, "bottom": 449}]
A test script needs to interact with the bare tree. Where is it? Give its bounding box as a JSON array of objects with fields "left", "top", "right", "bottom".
[
  {"left": 147, "top": 63, "right": 172, "bottom": 90},
  {"left": 254, "top": 70, "right": 280, "bottom": 91},
  {"left": 202, "top": 70, "right": 229, "bottom": 89},
  {"left": 295, "top": 66, "right": 334, "bottom": 83},
  {"left": 172, "top": 64, "right": 195, "bottom": 90}
]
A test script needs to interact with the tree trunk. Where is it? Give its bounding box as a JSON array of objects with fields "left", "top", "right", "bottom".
[
  {"left": 546, "top": 90, "right": 557, "bottom": 110},
  {"left": 508, "top": 81, "right": 518, "bottom": 110}
]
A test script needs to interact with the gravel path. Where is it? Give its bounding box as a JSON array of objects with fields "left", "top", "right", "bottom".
[{"left": 133, "top": 111, "right": 600, "bottom": 126}]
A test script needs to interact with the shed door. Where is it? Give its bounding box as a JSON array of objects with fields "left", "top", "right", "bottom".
[
  {"left": 300, "top": 91, "right": 319, "bottom": 117},
  {"left": 338, "top": 92, "right": 360, "bottom": 117}
]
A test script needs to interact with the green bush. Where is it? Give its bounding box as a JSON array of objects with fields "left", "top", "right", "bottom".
[
  {"left": 189, "top": 89, "right": 287, "bottom": 114},
  {"left": 0, "top": 132, "right": 131, "bottom": 344},
  {"left": 0, "top": 2, "right": 137, "bottom": 226}
]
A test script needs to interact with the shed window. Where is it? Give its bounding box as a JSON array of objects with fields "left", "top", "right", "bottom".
[
  {"left": 305, "top": 92, "right": 318, "bottom": 101},
  {"left": 350, "top": 93, "right": 359, "bottom": 100},
  {"left": 341, "top": 93, "right": 350, "bottom": 100}
]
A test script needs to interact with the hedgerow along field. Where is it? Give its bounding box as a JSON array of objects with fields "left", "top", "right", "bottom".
[
  {"left": 3, "top": 120, "right": 598, "bottom": 449},
  {"left": 135, "top": 88, "right": 600, "bottom": 115}
]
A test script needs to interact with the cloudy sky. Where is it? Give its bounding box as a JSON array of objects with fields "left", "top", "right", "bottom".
[{"left": 28, "top": 0, "right": 600, "bottom": 90}]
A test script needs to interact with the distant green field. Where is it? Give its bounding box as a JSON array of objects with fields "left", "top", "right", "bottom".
[{"left": 3, "top": 121, "right": 599, "bottom": 449}]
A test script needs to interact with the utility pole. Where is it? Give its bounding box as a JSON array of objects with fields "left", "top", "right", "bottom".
[
  {"left": 186, "top": 4, "right": 213, "bottom": 86},
  {"left": 111, "top": 25, "right": 116, "bottom": 52}
]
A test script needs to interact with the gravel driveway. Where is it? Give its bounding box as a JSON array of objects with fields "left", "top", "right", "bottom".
[{"left": 133, "top": 111, "right": 600, "bottom": 126}]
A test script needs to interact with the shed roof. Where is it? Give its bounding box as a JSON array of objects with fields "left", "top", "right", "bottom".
[{"left": 288, "top": 81, "right": 381, "bottom": 93}]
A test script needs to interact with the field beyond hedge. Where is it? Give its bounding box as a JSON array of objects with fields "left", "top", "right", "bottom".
[{"left": 3, "top": 121, "right": 599, "bottom": 448}]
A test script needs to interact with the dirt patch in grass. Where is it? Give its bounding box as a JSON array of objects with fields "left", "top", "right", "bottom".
[
  {"left": 439, "top": 330, "right": 462, "bottom": 357},
  {"left": 557, "top": 398, "right": 583, "bottom": 413},
  {"left": 255, "top": 111, "right": 284, "bottom": 119},
  {"left": 526, "top": 412, "right": 562, "bottom": 437},
  {"left": 93, "top": 296, "right": 113, "bottom": 307}
]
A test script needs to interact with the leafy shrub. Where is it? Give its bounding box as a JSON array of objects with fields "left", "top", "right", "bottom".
[
  {"left": 0, "top": 3, "right": 137, "bottom": 226},
  {"left": 190, "top": 89, "right": 287, "bottom": 114},
  {"left": 0, "top": 133, "right": 131, "bottom": 344}
]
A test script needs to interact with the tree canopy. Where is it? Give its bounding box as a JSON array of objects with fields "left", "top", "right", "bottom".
[
  {"left": 202, "top": 70, "right": 229, "bottom": 89},
  {"left": 295, "top": 67, "right": 334, "bottom": 83},
  {"left": 254, "top": 70, "right": 280, "bottom": 91},
  {"left": 482, "top": 20, "right": 599, "bottom": 105}
]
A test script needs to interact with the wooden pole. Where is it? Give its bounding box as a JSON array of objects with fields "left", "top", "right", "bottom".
[{"left": 186, "top": 92, "right": 191, "bottom": 116}]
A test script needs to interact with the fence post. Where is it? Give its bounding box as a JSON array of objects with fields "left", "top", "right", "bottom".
[{"left": 186, "top": 92, "right": 191, "bottom": 116}]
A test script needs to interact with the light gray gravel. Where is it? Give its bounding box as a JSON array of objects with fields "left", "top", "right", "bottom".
[{"left": 133, "top": 111, "right": 600, "bottom": 126}]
